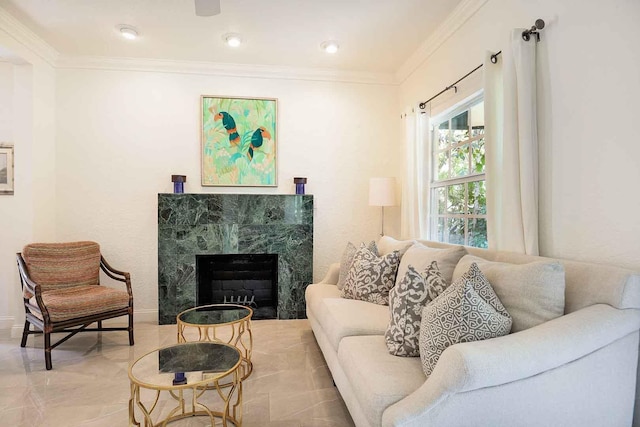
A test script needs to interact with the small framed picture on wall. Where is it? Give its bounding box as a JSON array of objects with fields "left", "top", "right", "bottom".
[
  {"left": 201, "top": 95, "right": 277, "bottom": 187},
  {"left": 0, "top": 144, "right": 14, "bottom": 195}
]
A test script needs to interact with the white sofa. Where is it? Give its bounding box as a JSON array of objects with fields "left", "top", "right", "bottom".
[{"left": 305, "top": 239, "right": 640, "bottom": 427}]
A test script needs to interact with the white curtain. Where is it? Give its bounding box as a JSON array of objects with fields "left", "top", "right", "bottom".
[
  {"left": 400, "top": 108, "right": 428, "bottom": 239},
  {"left": 484, "top": 29, "right": 539, "bottom": 255}
]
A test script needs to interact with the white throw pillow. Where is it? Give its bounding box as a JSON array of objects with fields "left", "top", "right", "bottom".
[
  {"left": 419, "top": 263, "right": 512, "bottom": 376},
  {"left": 396, "top": 243, "right": 466, "bottom": 286},
  {"left": 377, "top": 235, "right": 416, "bottom": 258},
  {"left": 452, "top": 255, "right": 565, "bottom": 332}
]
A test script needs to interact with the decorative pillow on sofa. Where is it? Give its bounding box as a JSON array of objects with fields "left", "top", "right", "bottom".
[
  {"left": 396, "top": 243, "right": 466, "bottom": 286},
  {"left": 419, "top": 262, "right": 512, "bottom": 376},
  {"left": 452, "top": 255, "right": 565, "bottom": 332},
  {"left": 341, "top": 246, "right": 400, "bottom": 305},
  {"left": 337, "top": 241, "right": 378, "bottom": 290},
  {"left": 385, "top": 261, "right": 449, "bottom": 357},
  {"left": 377, "top": 235, "right": 416, "bottom": 258}
]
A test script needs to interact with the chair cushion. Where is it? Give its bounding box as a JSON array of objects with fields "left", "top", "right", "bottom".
[
  {"left": 39, "top": 285, "right": 130, "bottom": 322},
  {"left": 22, "top": 241, "right": 101, "bottom": 298}
]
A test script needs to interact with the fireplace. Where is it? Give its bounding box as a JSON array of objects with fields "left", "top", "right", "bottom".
[
  {"left": 158, "top": 193, "right": 313, "bottom": 324},
  {"left": 196, "top": 254, "right": 278, "bottom": 319}
]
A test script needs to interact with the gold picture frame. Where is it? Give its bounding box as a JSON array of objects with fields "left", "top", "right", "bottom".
[
  {"left": 201, "top": 96, "right": 277, "bottom": 187},
  {"left": 0, "top": 144, "right": 14, "bottom": 195}
]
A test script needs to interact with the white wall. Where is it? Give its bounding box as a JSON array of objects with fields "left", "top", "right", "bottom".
[
  {"left": 399, "top": 0, "right": 640, "bottom": 271},
  {"left": 54, "top": 68, "right": 401, "bottom": 318},
  {"left": 0, "top": 33, "right": 56, "bottom": 329}
]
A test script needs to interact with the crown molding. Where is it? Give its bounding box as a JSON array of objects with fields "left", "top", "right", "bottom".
[
  {"left": 0, "top": 7, "right": 59, "bottom": 66},
  {"left": 56, "top": 55, "right": 398, "bottom": 86},
  {"left": 395, "top": 0, "right": 489, "bottom": 84}
]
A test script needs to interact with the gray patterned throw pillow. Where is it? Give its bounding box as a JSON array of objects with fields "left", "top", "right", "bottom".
[
  {"left": 341, "top": 246, "right": 400, "bottom": 305},
  {"left": 385, "top": 261, "right": 449, "bottom": 357},
  {"left": 337, "top": 241, "right": 378, "bottom": 290},
  {"left": 419, "top": 262, "right": 512, "bottom": 376}
]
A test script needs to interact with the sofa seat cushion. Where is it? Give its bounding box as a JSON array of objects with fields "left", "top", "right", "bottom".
[
  {"left": 39, "top": 285, "right": 130, "bottom": 322},
  {"left": 338, "top": 335, "right": 426, "bottom": 427},
  {"left": 316, "top": 297, "right": 390, "bottom": 351}
]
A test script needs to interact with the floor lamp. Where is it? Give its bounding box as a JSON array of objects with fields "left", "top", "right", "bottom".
[{"left": 369, "top": 177, "right": 397, "bottom": 236}]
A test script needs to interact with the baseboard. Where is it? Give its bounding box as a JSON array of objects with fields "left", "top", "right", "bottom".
[{"left": 7, "top": 309, "right": 159, "bottom": 338}]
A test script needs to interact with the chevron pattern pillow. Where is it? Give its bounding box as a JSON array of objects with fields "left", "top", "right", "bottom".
[
  {"left": 385, "top": 261, "right": 449, "bottom": 357},
  {"left": 419, "top": 262, "right": 512, "bottom": 376}
]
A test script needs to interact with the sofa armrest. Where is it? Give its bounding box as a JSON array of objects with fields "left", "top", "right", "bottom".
[
  {"left": 318, "top": 262, "right": 340, "bottom": 285},
  {"left": 382, "top": 304, "right": 640, "bottom": 426}
]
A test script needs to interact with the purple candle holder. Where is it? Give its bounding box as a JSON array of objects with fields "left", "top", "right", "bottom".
[
  {"left": 173, "top": 372, "right": 187, "bottom": 385},
  {"left": 171, "top": 175, "right": 186, "bottom": 194},
  {"left": 294, "top": 177, "right": 307, "bottom": 195}
]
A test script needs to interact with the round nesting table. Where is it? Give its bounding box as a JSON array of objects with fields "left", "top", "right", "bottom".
[
  {"left": 177, "top": 304, "right": 253, "bottom": 380},
  {"left": 128, "top": 341, "right": 242, "bottom": 426}
]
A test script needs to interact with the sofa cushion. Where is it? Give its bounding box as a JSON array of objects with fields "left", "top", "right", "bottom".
[
  {"left": 377, "top": 235, "right": 416, "bottom": 258},
  {"left": 396, "top": 243, "right": 466, "bottom": 286},
  {"left": 420, "top": 263, "right": 512, "bottom": 376},
  {"left": 342, "top": 246, "right": 400, "bottom": 305},
  {"left": 338, "top": 335, "right": 425, "bottom": 427},
  {"left": 453, "top": 255, "right": 565, "bottom": 332},
  {"left": 318, "top": 298, "right": 390, "bottom": 351},
  {"left": 305, "top": 283, "right": 342, "bottom": 323},
  {"left": 337, "top": 241, "right": 378, "bottom": 290},
  {"left": 385, "top": 261, "right": 449, "bottom": 357}
]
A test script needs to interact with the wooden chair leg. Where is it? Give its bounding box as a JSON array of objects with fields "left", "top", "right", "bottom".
[
  {"left": 20, "top": 319, "right": 30, "bottom": 347},
  {"left": 128, "top": 312, "right": 134, "bottom": 346},
  {"left": 44, "top": 332, "right": 52, "bottom": 370}
]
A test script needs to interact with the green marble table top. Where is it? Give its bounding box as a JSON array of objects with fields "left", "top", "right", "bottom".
[
  {"left": 178, "top": 304, "right": 252, "bottom": 325},
  {"left": 130, "top": 342, "right": 240, "bottom": 388}
]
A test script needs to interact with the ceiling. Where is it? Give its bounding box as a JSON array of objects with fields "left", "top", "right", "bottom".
[{"left": 0, "top": 0, "right": 463, "bottom": 74}]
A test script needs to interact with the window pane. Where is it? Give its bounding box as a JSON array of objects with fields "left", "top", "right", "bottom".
[
  {"left": 470, "top": 101, "right": 484, "bottom": 137},
  {"left": 468, "top": 180, "right": 486, "bottom": 215},
  {"left": 437, "top": 151, "right": 449, "bottom": 180},
  {"left": 447, "top": 184, "right": 465, "bottom": 214},
  {"left": 438, "top": 121, "right": 449, "bottom": 149},
  {"left": 451, "top": 145, "right": 469, "bottom": 177},
  {"left": 471, "top": 138, "right": 485, "bottom": 173},
  {"left": 446, "top": 218, "right": 465, "bottom": 245},
  {"left": 436, "top": 187, "right": 446, "bottom": 215},
  {"left": 451, "top": 111, "right": 468, "bottom": 130},
  {"left": 471, "top": 126, "right": 484, "bottom": 137},
  {"left": 436, "top": 217, "right": 445, "bottom": 242},
  {"left": 468, "top": 218, "right": 488, "bottom": 248}
]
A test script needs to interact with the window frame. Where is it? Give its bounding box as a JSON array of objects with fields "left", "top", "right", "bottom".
[{"left": 429, "top": 93, "right": 487, "bottom": 247}]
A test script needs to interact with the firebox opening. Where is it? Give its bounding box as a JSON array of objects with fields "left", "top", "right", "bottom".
[{"left": 196, "top": 254, "right": 278, "bottom": 320}]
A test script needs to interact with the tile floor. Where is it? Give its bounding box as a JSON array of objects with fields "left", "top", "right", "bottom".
[{"left": 0, "top": 319, "right": 355, "bottom": 427}]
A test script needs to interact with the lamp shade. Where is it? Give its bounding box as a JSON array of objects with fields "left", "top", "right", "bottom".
[{"left": 369, "top": 177, "right": 396, "bottom": 207}]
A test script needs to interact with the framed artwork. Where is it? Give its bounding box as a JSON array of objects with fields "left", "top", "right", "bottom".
[
  {"left": 0, "top": 144, "right": 14, "bottom": 195},
  {"left": 201, "top": 96, "right": 277, "bottom": 187}
]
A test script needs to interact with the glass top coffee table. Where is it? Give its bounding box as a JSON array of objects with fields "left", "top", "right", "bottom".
[
  {"left": 128, "top": 341, "right": 242, "bottom": 426},
  {"left": 177, "top": 304, "right": 253, "bottom": 380}
]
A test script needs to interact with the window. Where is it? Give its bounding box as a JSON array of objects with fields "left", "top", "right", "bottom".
[{"left": 430, "top": 96, "right": 487, "bottom": 248}]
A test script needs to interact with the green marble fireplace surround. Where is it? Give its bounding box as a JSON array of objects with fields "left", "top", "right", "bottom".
[{"left": 158, "top": 193, "right": 314, "bottom": 324}]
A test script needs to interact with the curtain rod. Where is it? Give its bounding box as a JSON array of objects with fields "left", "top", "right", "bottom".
[
  {"left": 418, "top": 51, "right": 501, "bottom": 110},
  {"left": 418, "top": 18, "right": 546, "bottom": 110}
]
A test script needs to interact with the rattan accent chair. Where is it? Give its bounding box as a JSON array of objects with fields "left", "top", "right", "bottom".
[{"left": 16, "top": 241, "right": 134, "bottom": 370}]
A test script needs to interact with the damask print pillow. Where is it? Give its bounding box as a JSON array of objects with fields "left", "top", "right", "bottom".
[
  {"left": 419, "top": 262, "right": 512, "bottom": 376},
  {"left": 385, "top": 261, "right": 449, "bottom": 357},
  {"left": 341, "top": 246, "right": 400, "bottom": 305},
  {"left": 337, "top": 241, "right": 378, "bottom": 290}
]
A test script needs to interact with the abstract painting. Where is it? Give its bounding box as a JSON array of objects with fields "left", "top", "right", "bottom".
[{"left": 201, "top": 96, "right": 277, "bottom": 187}]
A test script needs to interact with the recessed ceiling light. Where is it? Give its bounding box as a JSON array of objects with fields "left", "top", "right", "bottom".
[
  {"left": 321, "top": 41, "right": 339, "bottom": 54},
  {"left": 118, "top": 25, "right": 139, "bottom": 40},
  {"left": 223, "top": 33, "right": 243, "bottom": 47}
]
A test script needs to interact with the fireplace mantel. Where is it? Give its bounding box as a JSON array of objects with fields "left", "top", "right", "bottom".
[{"left": 158, "top": 193, "right": 314, "bottom": 324}]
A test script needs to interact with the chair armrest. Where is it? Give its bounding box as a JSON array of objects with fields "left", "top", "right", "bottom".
[
  {"left": 16, "top": 254, "right": 40, "bottom": 297},
  {"left": 100, "top": 256, "right": 133, "bottom": 297},
  {"left": 318, "top": 262, "right": 340, "bottom": 285},
  {"left": 382, "top": 304, "right": 640, "bottom": 426}
]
